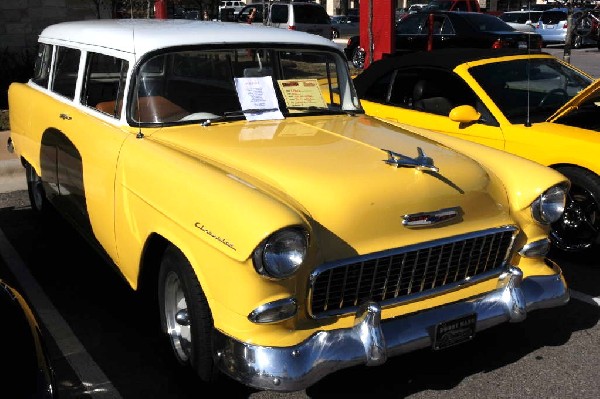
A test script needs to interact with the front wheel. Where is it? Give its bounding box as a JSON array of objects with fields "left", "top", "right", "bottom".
[
  {"left": 551, "top": 167, "right": 600, "bottom": 253},
  {"left": 158, "top": 245, "right": 219, "bottom": 382},
  {"left": 351, "top": 46, "right": 365, "bottom": 69}
]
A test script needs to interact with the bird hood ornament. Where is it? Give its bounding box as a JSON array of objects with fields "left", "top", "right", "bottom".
[{"left": 382, "top": 147, "right": 439, "bottom": 173}]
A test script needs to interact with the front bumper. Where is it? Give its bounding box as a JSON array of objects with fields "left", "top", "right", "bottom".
[{"left": 213, "top": 261, "right": 569, "bottom": 392}]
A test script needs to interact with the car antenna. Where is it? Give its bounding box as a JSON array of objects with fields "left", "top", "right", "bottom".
[{"left": 525, "top": 0, "right": 532, "bottom": 127}]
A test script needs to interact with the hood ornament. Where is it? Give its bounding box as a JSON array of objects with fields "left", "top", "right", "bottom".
[{"left": 383, "top": 147, "right": 439, "bottom": 173}]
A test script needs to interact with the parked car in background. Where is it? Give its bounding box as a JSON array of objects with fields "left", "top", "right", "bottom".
[
  {"left": 536, "top": 8, "right": 569, "bottom": 45},
  {"left": 331, "top": 14, "right": 359, "bottom": 38},
  {"left": 536, "top": 7, "right": 596, "bottom": 48},
  {"left": 423, "top": 0, "right": 481, "bottom": 12},
  {"left": 408, "top": 3, "right": 428, "bottom": 13},
  {"left": 499, "top": 10, "right": 542, "bottom": 32},
  {"left": 353, "top": 47, "right": 600, "bottom": 254},
  {"left": 394, "top": 10, "right": 543, "bottom": 52},
  {"left": 348, "top": 11, "right": 543, "bottom": 68},
  {"left": 237, "top": 2, "right": 264, "bottom": 23},
  {"left": 1, "top": 278, "right": 57, "bottom": 398},
  {"left": 8, "top": 18, "right": 570, "bottom": 393},
  {"left": 343, "top": 34, "right": 363, "bottom": 67},
  {"left": 267, "top": 1, "right": 332, "bottom": 39},
  {"left": 219, "top": 0, "right": 245, "bottom": 16}
]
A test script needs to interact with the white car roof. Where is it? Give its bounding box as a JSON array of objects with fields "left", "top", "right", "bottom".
[{"left": 39, "top": 19, "right": 337, "bottom": 56}]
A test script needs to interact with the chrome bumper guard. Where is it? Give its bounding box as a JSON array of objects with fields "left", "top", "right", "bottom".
[{"left": 213, "top": 262, "right": 569, "bottom": 392}]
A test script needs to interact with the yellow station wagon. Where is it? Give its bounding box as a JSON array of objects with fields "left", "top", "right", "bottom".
[{"left": 8, "top": 20, "right": 570, "bottom": 392}]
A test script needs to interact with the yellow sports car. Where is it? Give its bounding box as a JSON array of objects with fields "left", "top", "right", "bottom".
[{"left": 354, "top": 48, "right": 600, "bottom": 254}]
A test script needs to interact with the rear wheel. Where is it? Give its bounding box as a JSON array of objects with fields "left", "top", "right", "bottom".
[
  {"left": 158, "top": 245, "right": 219, "bottom": 382},
  {"left": 573, "top": 34, "right": 584, "bottom": 49},
  {"left": 551, "top": 166, "right": 600, "bottom": 253},
  {"left": 25, "top": 163, "right": 48, "bottom": 215}
]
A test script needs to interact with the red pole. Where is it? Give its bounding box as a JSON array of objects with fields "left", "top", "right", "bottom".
[
  {"left": 427, "top": 13, "right": 434, "bottom": 51},
  {"left": 359, "top": 0, "right": 394, "bottom": 68},
  {"left": 155, "top": 0, "right": 167, "bottom": 19}
]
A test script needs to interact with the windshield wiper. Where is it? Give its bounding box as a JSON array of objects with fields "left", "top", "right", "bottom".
[
  {"left": 287, "top": 106, "right": 359, "bottom": 115},
  {"left": 199, "top": 108, "right": 279, "bottom": 126}
]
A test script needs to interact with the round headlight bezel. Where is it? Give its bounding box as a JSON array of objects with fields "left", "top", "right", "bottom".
[
  {"left": 253, "top": 227, "right": 309, "bottom": 279},
  {"left": 532, "top": 183, "right": 568, "bottom": 225}
]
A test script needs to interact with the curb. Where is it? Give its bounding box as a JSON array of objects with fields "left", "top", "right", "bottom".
[
  {"left": 1, "top": 158, "right": 22, "bottom": 176},
  {"left": 0, "top": 130, "right": 23, "bottom": 178}
]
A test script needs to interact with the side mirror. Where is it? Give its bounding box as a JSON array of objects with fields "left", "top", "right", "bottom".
[{"left": 449, "top": 105, "right": 481, "bottom": 123}]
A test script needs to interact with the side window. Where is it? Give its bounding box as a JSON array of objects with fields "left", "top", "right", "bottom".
[
  {"left": 82, "top": 52, "right": 129, "bottom": 118},
  {"left": 396, "top": 14, "right": 425, "bottom": 35},
  {"left": 440, "top": 17, "right": 454, "bottom": 34},
  {"left": 51, "top": 46, "right": 81, "bottom": 100},
  {"left": 294, "top": 5, "right": 330, "bottom": 24},
  {"left": 362, "top": 71, "right": 394, "bottom": 103},
  {"left": 270, "top": 5, "right": 288, "bottom": 23},
  {"left": 31, "top": 43, "right": 53, "bottom": 88}
]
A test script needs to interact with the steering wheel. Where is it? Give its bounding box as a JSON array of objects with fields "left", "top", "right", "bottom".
[{"left": 539, "top": 88, "right": 569, "bottom": 107}]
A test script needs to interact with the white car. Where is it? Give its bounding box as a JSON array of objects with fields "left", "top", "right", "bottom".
[
  {"left": 219, "top": 0, "right": 245, "bottom": 16},
  {"left": 499, "top": 10, "right": 542, "bottom": 32}
]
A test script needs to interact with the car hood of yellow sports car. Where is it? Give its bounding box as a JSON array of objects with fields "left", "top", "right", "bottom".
[
  {"left": 548, "top": 78, "right": 600, "bottom": 122},
  {"left": 143, "top": 114, "right": 554, "bottom": 255}
]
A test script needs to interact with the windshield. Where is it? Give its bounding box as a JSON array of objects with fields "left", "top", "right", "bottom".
[
  {"left": 469, "top": 58, "right": 592, "bottom": 124},
  {"left": 130, "top": 47, "right": 361, "bottom": 125}
]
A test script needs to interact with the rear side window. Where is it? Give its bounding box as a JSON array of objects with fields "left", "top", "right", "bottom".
[
  {"left": 82, "top": 52, "right": 129, "bottom": 118},
  {"left": 464, "top": 13, "right": 514, "bottom": 32},
  {"left": 270, "top": 4, "right": 288, "bottom": 23},
  {"left": 32, "top": 43, "right": 53, "bottom": 88},
  {"left": 51, "top": 46, "right": 81, "bottom": 100},
  {"left": 396, "top": 14, "right": 426, "bottom": 35},
  {"left": 293, "top": 5, "right": 330, "bottom": 24}
]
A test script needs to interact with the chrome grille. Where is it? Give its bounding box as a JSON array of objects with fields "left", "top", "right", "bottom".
[{"left": 308, "top": 226, "right": 517, "bottom": 319}]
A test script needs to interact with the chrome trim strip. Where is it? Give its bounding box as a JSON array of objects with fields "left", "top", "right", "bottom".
[{"left": 213, "top": 261, "right": 568, "bottom": 392}]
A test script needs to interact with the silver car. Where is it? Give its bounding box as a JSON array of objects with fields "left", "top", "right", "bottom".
[
  {"left": 499, "top": 10, "right": 542, "bottom": 32},
  {"left": 536, "top": 8, "right": 596, "bottom": 48},
  {"left": 536, "top": 9, "right": 568, "bottom": 45}
]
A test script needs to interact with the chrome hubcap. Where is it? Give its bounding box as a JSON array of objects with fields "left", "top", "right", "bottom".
[{"left": 164, "top": 271, "right": 191, "bottom": 362}]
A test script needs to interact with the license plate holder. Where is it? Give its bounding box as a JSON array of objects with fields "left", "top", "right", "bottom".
[{"left": 433, "top": 314, "right": 476, "bottom": 350}]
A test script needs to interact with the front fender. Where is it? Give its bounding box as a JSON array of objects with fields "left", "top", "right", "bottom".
[{"left": 113, "top": 131, "right": 308, "bottom": 283}]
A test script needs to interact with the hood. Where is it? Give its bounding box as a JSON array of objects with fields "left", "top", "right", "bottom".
[
  {"left": 147, "top": 115, "right": 514, "bottom": 255},
  {"left": 547, "top": 78, "right": 600, "bottom": 122}
]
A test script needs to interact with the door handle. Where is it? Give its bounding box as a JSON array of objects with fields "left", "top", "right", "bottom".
[{"left": 59, "top": 113, "right": 72, "bottom": 120}]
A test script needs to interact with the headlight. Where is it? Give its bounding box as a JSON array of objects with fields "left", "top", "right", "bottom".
[
  {"left": 253, "top": 227, "right": 308, "bottom": 279},
  {"left": 531, "top": 184, "right": 568, "bottom": 224}
]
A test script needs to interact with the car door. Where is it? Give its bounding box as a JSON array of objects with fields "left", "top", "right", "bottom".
[{"left": 43, "top": 46, "right": 130, "bottom": 260}]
